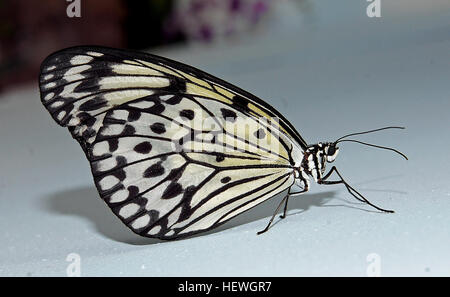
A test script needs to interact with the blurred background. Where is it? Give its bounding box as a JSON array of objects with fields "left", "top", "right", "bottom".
[
  {"left": 0, "top": 0, "right": 301, "bottom": 92},
  {"left": 1, "top": 0, "right": 450, "bottom": 276}
]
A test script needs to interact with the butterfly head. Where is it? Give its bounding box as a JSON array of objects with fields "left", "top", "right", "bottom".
[
  {"left": 323, "top": 142, "right": 339, "bottom": 163},
  {"left": 308, "top": 142, "right": 339, "bottom": 162},
  {"left": 317, "top": 142, "right": 339, "bottom": 175},
  {"left": 303, "top": 142, "right": 340, "bottom": 180}
]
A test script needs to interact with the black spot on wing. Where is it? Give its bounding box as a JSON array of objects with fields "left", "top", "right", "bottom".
[
  {"left": 176, "top": 189, "right": 197, "bottom": 223},
  {"left": 215, "top": 153, "right": 225, "bottom": 162},
  {"left": 134, "top": 141, "right": 152, "bottom": 154},
  {"left": 221, "top": 176, "right": 231, "bottom": 184},
  {"left": 161, "top": 182, "right": 183, "bottom": 199},
  {"left": 150, "top": 122, "right": 166, "bottom": 134},
  {"left": 122, "top": 125, "right": 136, "bottom": 136},
  {"left": 220, "top": 108, "right": 237, "bottom": 123},
  {"left": 108, "top": 139, "right": 119, "bottom": 152},
  {"left": 143, "top": 162, "right": 165, "bottom": 178},
  {"left": 165, "top": 94, "right": 183, "bottom": 105},
  {"left": 166, "top": 166, "right": 186, "bottom": 181},
  {"left": 127, "top": 109, "right": 141, "bottom": 122},
  {"left": 254, "top": 128, "right": 266, "bottom": 139},
  {"left": 146, "top": 101, "right": 165, "bottom": 115},
  {"left": 232, "top": 95, "right": 250, "bottom": 112},
  {"left": 115, "top": 156, "right": 127, "bottom": 166},
  {"left": 127, "top": 186, "right": 139, "bottom": 199},
  {"left": 179, "top": 109, "right": 195, "bottom": 120},
  {"left": 103, "top": 115, "right": 126, "bottom": 125}
]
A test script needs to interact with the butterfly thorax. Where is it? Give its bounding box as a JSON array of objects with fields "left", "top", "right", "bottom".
[{"left": 299, "top": 142, "right": 339, "bottom": 183}]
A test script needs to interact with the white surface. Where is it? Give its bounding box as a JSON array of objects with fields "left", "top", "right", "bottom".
[{"left": 1, "top": 1, "right": 450, "bottom": 276}]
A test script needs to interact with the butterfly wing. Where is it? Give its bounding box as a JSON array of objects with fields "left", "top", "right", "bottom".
[{"left": 39, "top": 46, "right": 304, "bottom": 239}]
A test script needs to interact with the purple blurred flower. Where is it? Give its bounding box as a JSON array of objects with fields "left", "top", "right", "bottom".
[{"left": 164, "top": 0, "right": 272, "bottom": 42}]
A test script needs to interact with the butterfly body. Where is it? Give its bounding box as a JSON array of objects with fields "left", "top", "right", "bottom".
[{"left": 39, "top": 46, "right": 402, "bottom": 240}]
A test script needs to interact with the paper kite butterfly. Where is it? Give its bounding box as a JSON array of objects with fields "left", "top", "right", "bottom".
[{"left": 39, "top": 46, "right": 407, "bottom": 240}]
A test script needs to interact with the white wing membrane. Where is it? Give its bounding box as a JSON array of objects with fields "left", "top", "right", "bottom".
[{"left": 39, "top": 46, "right": 301, "bottom": 239}]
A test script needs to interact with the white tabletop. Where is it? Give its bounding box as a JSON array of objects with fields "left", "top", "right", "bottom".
[{"left": 1, "top": 0, "right": 449, "bottom": 276}]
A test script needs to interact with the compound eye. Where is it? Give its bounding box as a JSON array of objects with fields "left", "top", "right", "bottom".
[{"left": 328, "top": 145, "right": 336, "bottom": 156}]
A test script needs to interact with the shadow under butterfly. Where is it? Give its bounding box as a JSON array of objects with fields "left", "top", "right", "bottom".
[{"left": 43, "top": 186, "right": 336, "bottom": 245}]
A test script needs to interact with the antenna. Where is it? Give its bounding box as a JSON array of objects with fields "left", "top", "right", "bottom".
[
  {"left": 336, "top": 139, "right": 408, "bottom": 160},
  {"left": 335, "top": 126, "right": 405, "bottom": 142}
]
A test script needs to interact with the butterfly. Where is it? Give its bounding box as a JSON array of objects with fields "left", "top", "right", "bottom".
[{"left": 39, "top": 46, "right": 407, "bottom": 240}]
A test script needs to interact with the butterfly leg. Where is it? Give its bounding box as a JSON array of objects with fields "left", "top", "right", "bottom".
[
  {"left": 318, "top": 166, "right": 394, "bottom": 213},
  {"left": 257, "top": 193, "right": 289, "bottom": 235},
  {"left": 279, "top": 186, "right": 308, "bottom": 219},
  {"left": 280, "top": 194, "right": 290, "bottom": 219}
]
